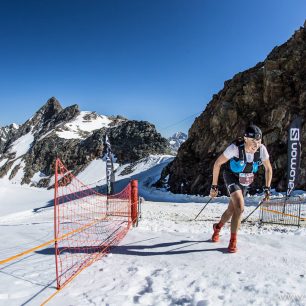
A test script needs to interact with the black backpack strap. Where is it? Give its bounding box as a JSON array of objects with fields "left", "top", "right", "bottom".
[
  {"left": 254, "top": 148, "right": 261, "bottom": 162},
  {"left": 254, "top": 148, "right": 262, "bottom": 166},
  {"left": 234, "top": 138, "right": 245, "bottom": 162}
]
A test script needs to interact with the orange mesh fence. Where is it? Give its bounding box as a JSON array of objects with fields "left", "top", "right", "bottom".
[
  {"left": 54, "top": 158, "right": 133, "bottom": 289},
  {"left": 260, "top": 196, "right": 306, "bottom": 226}
]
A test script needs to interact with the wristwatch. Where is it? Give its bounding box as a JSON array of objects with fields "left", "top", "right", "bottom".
[{"left": 211, "top": 185, "right": 218, "bottom": 192}]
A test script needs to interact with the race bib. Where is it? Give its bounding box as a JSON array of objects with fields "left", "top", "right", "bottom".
[{"left": 239, "top": 173, "right": 254, "bottom": 186}]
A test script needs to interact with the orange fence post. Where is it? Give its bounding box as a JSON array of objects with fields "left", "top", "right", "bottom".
[
  {"left": 131, "top": 180, "right": 139, "bottom": 226},
  {"left": 54, "top": 158, "right": 60, "bottom": 289}
]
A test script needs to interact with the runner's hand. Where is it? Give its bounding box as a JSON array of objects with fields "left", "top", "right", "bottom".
[
  {"left": 263, "top": 186, "right": 271, "bottom": 201},
  {"left": 210, "top": 185, "right": 218, "bottom": 198}
]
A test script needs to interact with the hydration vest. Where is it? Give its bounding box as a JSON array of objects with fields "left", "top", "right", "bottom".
[{"left": 228, "top": 138, "right": 262, "bottom": 173}]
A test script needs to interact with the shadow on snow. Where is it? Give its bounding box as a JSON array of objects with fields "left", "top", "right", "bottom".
[{"left": 36, "top": 238, "right": 230, "bottom": 256}]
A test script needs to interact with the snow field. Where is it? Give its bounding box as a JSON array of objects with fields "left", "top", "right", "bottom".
[
  {"left": 0, "top": 156, "right": 305, "bottom": 306},
  {"left": 0, "top": 195, "right": 305, "bottom": 306}
]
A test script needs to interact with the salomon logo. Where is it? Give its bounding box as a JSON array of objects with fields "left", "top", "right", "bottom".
[
  {"left": 286, "top": 118, "right": 302, "bottom": 197},
  {"left": 290, "top": 128, "right": 300, "bottom": 141},
  {"left": 289, "top": 143, "right": 298, "bottom": 178}
]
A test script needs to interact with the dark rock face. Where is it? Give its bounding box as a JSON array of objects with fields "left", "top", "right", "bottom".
[
  {"left": 109, "top": 121, "right": 170, "bottom": 163},
  {"left": 166, "top": 22, "right": 306, "bottom": 195},
  {"left": 0, "top": 97, "right": 170, "bottom": 187}
]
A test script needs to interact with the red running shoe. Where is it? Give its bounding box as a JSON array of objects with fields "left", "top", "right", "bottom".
[
  {"left": 228, "top": 239, "right": 237, "bottom": 253},
  {"left": 211, "top": 223, "right": 221, "bottom": 242}
]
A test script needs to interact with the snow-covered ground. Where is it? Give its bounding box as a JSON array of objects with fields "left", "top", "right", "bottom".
[{"left": 0, "top": 156, "right": 306, "bottom": 306}]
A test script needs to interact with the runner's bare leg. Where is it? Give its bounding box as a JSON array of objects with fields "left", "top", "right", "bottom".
[
  {"left": 220, "top": 199, "right": 234, "bottom": 224},
  {"left": 230, "top": 190, "right": 245, "bottom": 233}
]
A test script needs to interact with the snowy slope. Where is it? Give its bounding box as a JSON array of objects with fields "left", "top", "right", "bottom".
[
  {"left": 73, "top": 154, "right": 175, "bottom": 199},
  {"left": 0, "top": 156, "right": 306, "bottom": 305},
  {"left": 0, "top": 181, "right": 53, "bottom": 216},
  {"left": 56, "top": 111, "right": 112, "bottom": 139},
  {"left": 8, "top": 131, "right": 34, "bottom": 158}
]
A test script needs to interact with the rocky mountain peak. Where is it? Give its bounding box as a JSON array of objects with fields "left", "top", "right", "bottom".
[
  {"left": 0, "top": 124, "right": 19, "bottom": 152},
  {"left": 38, "top": 97, "right": 63, "bottom": 116},
  {"left": 168, "top": 132, "right": 187, "bottom": 154},
  {"left": 0, "top": 98, "right": 170, "bottom": 188},
  {"left": 171, "top": 132, "right": 187, "bottom": 140},
  {"left": 30, "top": 97, "right": 64, "bottom": 126}
]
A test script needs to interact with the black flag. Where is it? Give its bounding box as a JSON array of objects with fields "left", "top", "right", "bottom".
[
  {"left": 286, "top": 117, "right": 302, "bottom": 197},
  {"left": 104, "top": 135, "right": 115, "bottom": 195}
]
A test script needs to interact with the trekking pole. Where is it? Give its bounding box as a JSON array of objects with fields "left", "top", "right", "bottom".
[
  {"left": 194, "top": 197, "right": 213, "bottom": 220},
  {"left": 242, "top": 199, "right": 264, "bottom": 223},
  {"left": 282, "top": 196, "right": 289, "bottom": 214}
]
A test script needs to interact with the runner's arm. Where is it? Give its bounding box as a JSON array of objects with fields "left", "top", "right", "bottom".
[
  {"left": 212, "top": 154, "right": 229, "bottom": 185},
  {"left": 262, "top": 159, "right": 272, "bottom": 187}
]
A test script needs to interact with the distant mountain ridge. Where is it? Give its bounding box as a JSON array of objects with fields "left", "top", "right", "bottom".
[
  {"left": 0, "top": 97, "right": 170, "bottom": 187},
  {"left": 0, "top": 123, "right": 19, "bottom": 152},
  {"left": 168, "top": 132, "right": 187, "bottom": 153}
]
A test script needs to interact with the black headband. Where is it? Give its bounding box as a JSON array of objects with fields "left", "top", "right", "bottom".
[{"left": 245, "top": 132, "right": 261, "bottom": 140}]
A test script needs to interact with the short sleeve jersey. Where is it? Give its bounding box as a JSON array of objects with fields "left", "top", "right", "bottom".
[{"left": 223, "top": 143, "right": 269, "bottom": 162}]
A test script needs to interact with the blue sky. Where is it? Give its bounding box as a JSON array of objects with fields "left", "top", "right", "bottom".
[{"left": 0, "top": 1, "right": 305, "bottom": 137}]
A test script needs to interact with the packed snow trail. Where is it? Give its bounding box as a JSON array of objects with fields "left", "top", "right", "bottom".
[
  {"left": 1, "top": 195, "right": 306, "bottom": 306},
  {"left": 48, "top": 229, "right": 305, "bottom": 306}
]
